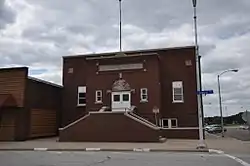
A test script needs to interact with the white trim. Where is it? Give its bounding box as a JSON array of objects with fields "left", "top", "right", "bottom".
[
  {"left": 89, "top": 111, "right": 122, "bottom": 114},
  {"left": 95, "top": 90, "right": 102, "bottom": 103},
  {"left": 77, "top": 104, "right": 86, "bottom": 107},
  {"left": 124, "top": 112, "right": 160, "bottom": 130},
  {"left": 78, "top": 86, "right": 86, "bottom": 92},
  {"left": 99, "top": 63, "right": 143, "bottom": 71},
  {"left": 140, "top": 88, "right": 148, "bottom": 102},
  {"left": 161, "top": 127, "right": 199, "bottom": 130},
  {"left": 59, "top": 113, "right": 90, "bottom": 130},
  {"left": 161, "top": 118, "right": 178, "bottom": 128},
  {"left": 172, "top": 81, "right": 184, "bottom": 103},
  {"left": 78, "top": 86, "right": 86, "bottom": 106}
]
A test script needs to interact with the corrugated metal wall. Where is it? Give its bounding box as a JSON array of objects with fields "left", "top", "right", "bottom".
[
  {"left": 29, "top": 109, "right": 57, "bottom": 138},
  {"left": 0, "top": 68, "right": 27, "bottom": 107},
  {"left": 0, "top": 111, "right": 15, "bottom": 141}
]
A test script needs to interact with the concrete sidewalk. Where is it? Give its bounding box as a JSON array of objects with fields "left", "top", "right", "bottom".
[
  {"left": 0, "top": 138, "right": 208, "bottom": 152},
  {"left": 0, "top": 136, "right": 249, "bottom": 153},
  {"left": 205, "top": 134, "right": 250, "bottom": 154}
]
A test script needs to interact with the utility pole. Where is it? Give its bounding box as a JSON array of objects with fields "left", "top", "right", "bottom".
[
  {"left": 119, "top": 0, "right": 122, "bottom": 52},
  {"left": 217, "top": 69, "right": 238, "bottom": 137},
  {"left": 192, "top": 0, "right": 205, "bottom": 149}
]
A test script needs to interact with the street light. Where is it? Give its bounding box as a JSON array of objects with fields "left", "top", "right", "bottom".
[
  {"left": 192, "top": 0, "right": 205, "bottom": 149},
  {"left": 217, "top": 69, "right": 238, "bottom": 137}
]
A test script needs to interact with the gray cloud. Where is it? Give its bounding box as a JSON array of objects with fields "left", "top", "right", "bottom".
[
  {"left": 1, "top": 0, "right": 250, "bottom": 116},
  {"left": 0, "top": 0, "right": 16, "bottom": 29}
]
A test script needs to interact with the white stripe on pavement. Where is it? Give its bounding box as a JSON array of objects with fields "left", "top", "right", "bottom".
[
  {"left": 133, "top": 148, "right": 151, "bottom": 152},
  {"left": 34, "top": 148, "right": 48, "bottom": 151},
  {"left": 209, "top": 149, "right": 250, "bottom": 166},
  {"left": 85, "top": 148, "right": 101, "bottom": 151}
]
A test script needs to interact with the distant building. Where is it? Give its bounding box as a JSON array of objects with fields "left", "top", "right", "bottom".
[{"left": 0, "top": 67, "right": 61, "bottom": 141}]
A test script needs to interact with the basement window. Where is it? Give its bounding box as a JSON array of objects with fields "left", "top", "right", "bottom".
[
  {"left": 161, "top": 118, "right": 178, "bottom": 128},
  {"left": 95, "top": 90, "right": 102, "bottom": 103},
  {"left": 78, "top": 86, "right": 86, "bottom": 106},
  {"left": 172, "top": 81, "right": 184, "bottom": 103},
  {"left": 140, "top": 88, "right": 148, "bottom": 102}
]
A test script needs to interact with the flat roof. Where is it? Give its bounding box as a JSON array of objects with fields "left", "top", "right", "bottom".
[
  {"left": 85, "top": 52, "right": 159, "bottom": 60},
  {"left": 28, "top": 76, "right": 63, "bottom": 88},
  {"left": 0, "top": 66, "right": 28, "bottom": 71},
  {"left": 63, "top": 45, "right": 195, "bottom": 59}
]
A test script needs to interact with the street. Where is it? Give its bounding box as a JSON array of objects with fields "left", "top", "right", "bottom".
[
  {"left": 226, "top": 128, "right": 250, "bottom": 141},
  {"left": 0, "top": 151, "right": 249, "bottom": 166},
  {"left": 206, "top": 127, "right": 250, "bottom": 141}
]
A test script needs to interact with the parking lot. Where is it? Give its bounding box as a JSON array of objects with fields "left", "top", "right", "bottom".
[{"left": 206, "top": 126, "right": 250, "bottom": 141}]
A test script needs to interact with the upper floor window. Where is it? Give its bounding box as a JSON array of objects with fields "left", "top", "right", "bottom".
[
  {"left": 140, "top": 88, "right": 148, "bottom": 102},
  {"left": 172, "top": 81, "right": 184, "bottom": 103},
  {"left": 95, "top": 90, "right": 102, "bottom": 103},
  {"left": 78, "top": 86, "right": 86, "bottom": 106}
]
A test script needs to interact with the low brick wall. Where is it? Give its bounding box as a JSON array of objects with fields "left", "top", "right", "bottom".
[
  {"left": 160, "top": 128, "right": 199, "bottom": 139},
  {"left": 59, "top": 112, "right": 160, "bottom": 142}
]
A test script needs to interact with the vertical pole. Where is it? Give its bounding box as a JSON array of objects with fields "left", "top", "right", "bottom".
[
  {"left": 193, "top": 3, "right": 205, "bottom": 146},
  {"left": 119, "top": 0, "right": 122, "bottom": 52},
  {"left": 246, "top": 109, "right": 249, "bottom": 126},
  {"left": 218, "top": 75, "right": 224, "bottom": 137},
  {"left": 155, "top": 113, "right": 158, "bottom": 126}
]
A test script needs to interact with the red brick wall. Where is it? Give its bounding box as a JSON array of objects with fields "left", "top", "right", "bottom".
[
  {"left": 59, "top": 112, "right": 160, "bottom": 142},
  {"left": 85, "top": 55, "right": 161, "bottom": 120}
]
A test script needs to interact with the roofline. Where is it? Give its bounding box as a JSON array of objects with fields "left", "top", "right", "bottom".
[
  {"left": 63, "top": 45, "right": 195, "bottom": 59},
  {"left": 0, "top": 66, "right": 28, "bottom": 71},
  {"left": 28, "top": 76, "right": 63, "bottom": 88},
  {"left": 85, "top": 52, "right": 159, "bottom": 60}
]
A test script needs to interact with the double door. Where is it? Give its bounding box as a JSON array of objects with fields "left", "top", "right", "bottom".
[{"left": 111, "top": 91, "right": 131, "bottom": 112}]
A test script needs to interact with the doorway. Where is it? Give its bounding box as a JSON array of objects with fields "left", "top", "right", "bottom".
[{"left": 111, "top": 91, "right": 131, "bottom": 112}]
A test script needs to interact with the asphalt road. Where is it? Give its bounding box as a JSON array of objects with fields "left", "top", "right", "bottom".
[
  {"left": 0, "top": 151, "right": 249, "bottom": 166},
  {"left": 207, "top": 127, "right": 250, "bottom": 141},
  {"left": 225, "top": 128, "right": 250, "bottom": 141}
]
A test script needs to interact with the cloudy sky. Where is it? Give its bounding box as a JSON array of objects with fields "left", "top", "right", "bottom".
[{"left": 1, "top": 0, "right": 250, "bottom": 116}]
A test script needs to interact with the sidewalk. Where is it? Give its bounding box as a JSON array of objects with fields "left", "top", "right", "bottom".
[
  {"left": 205, "top": 133, "right": 250, "bottom": 154},
  {"left": 0, "top": 137, "right": 207, "bottom": 152},
  {"left": 0, "top": 136, "right": 249, "bottom": 153}
]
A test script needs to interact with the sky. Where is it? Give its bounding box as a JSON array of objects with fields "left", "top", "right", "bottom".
[{"left": 0, "top": 0, "right": 250, "bottom": 117}]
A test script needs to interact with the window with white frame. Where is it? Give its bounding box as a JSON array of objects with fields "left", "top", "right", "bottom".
[
  {"left": 172, "top": 81, "right": 184, "bottom": 103},
  {"left": 78, "top": 86, "right": 86, "bottom": 106},
  {"left": 140, "top": 88, "right": 148, "bottom": 102},
  {"left": 161, "top": 118, "right": 178, "bottom": 128},
  {"left": 95, "top": 90, "right": 102, "bottom": 103}
]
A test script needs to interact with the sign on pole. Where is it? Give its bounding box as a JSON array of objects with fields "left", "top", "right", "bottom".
[{"left": 197, "top": 90, "right": 214, "bottom": 95}]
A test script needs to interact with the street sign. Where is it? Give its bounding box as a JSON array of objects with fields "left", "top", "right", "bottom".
[
  {"left": 197, "top": 90, "right": 214, "bottom": 95},
  {"left": 153, "top": 106, "right": 159, "bottom": 114}
]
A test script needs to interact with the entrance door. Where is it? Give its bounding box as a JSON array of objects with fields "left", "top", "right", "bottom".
[{"left": 111, "top": 91, "right": 131, "bottom": 112}]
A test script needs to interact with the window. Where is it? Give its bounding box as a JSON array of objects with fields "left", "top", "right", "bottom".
[
  {"left": 172, "top": 81, "right": 184, "bottom": 103},
  {"left": 140, "top": 88, "right": 148, "bottom": 102},
  {"left": 171, "top": 119, "right": 177, "bottom": 128},
  {"left": 123, "top": 94, "right": 129, "bottom": 101},
  {"left": 95, "top": 90, "right": 102, "bottom": 103},
  {"left": 78, "top": 86, "right": 86, "bottom": 106},
  {"left": 161, "top": 118, "right": 178, "bottom": 128},
  {"left": 113, "top": 95, "right": 120, "bottom": 102},
  {"left": 162, "top": 119, "right": 169, "bottom": 128}
]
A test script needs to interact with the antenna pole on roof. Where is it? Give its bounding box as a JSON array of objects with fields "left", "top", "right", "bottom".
[{"left": 119, "top": 0, "right": 122, "bottom": 52}]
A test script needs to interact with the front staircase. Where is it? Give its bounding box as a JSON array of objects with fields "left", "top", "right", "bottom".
[{"left": 59, "top": 110, "right": 162, "bottom": 142}]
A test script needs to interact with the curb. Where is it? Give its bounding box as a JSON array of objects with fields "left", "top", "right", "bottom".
[{"left": 0, "top": 148, "right": 209, "bottom": 153}]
